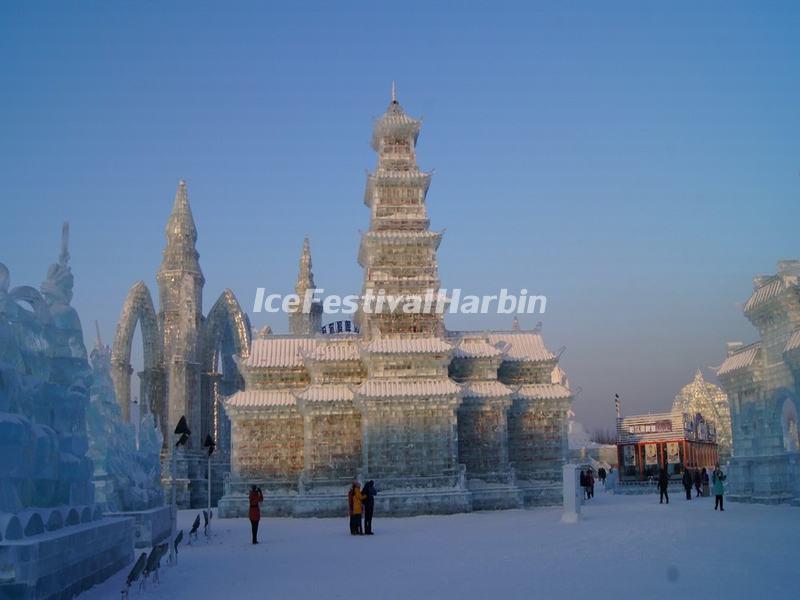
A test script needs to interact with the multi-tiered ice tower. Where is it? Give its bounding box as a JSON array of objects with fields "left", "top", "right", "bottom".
[
  {"left": 354, "top": 87, "right": 468, "bottom": 511},
  {"left": 218, "top": 89, "right": 573, "bottom": 517}
]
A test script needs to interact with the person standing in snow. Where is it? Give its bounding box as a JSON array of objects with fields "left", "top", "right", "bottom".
[
  {"left": 248, "top": 485, "right": 263, "bottom": 544},
  {"left": 598, "top": 467, "right": 607, "bottom": 488},
  {"left": 712, "top": 464, "right": 726, "bottom": 511},
  {"left": 579, "top": 470, "right": 587, "bottom": 499},
  {"left": 362, "top": 480, "right": 377, "bottom": 535},
  {"left": 658, "top": 467, "right": 670, "bottom": 504},
  {"left": 682, "top": 466, "right": 693, "bottom": 500},
  {"left": 693, "top": 465, "right": 702, "bottom": 497},
  {"left": 348, "top": 481, "right": 364, "bottom": 535},
  {"left": 701, "top": 467, "right": 710, "bottom": 497},
  {"left": 586, "top": 470, "right": 595, "bottom": 499}
]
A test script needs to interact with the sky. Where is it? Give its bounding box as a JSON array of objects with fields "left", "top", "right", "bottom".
[{"left": 1, "top": 1, "right": 798, "bottom": 432}]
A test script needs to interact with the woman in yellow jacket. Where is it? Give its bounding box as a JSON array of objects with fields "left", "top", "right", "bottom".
[{"left": 347, "top": 481, "right": 364, "bottom": 535}]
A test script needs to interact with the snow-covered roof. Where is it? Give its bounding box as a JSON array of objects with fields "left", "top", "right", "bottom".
[
  {"left": 745, "top": 274, "right": 798, "bottom": 313},
  {"left": 362, "top": 230, "right": 442, "bottom": 243},
  {"left": 295, "top": 384, "right": 354, "bottom": 403},
  {"left": 365, "top": 337, "right": 452, "bottom": 355},
  {"left": 785, "top": 329, "right": 800, "bottom": 354},
  {"left": 515, "top": 384, "right": 572, "bottom": 401},
  {"left": 461, "top": 381, "right": 514, "bottom": 399},
  {"left": 486, "top": 332, "right": 555, "bottom": 363},
  {"left": 245, "top": 337, "right": 316, "bottom": 368},
  {"left": 306, "top": 339, "right": 361, "bottom": 362},
  {"left": 371, "top": 100, "right": 421, "bottom": 150},
  {"left": 225, "top": 390, "right": 296, "bottom": 408},
  {"left": 717, "top": 343, "right": 762, "bottom": 377},
  {"left": 356, "top": 379, "right": 461, "bottom": 399},
  {"left": 451, "top": 336, "right": 504, "bottom": 359}
]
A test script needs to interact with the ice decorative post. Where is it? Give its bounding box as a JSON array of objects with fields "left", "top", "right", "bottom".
[
  {"left": 561, "top": 463, "right": 582, "bottom": 523},
  {"left": 170, "top": 416, "right": 191, "bottom": 564},
  {"left": 203, "top": 433, "right": 216, "bottom": 534}
]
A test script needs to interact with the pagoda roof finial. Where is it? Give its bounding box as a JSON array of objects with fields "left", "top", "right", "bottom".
[{"left": 391, "top": 80, "right": 397, "bottom": 103}]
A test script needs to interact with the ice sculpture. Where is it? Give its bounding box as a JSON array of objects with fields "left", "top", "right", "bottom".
[
  {"left": 86, "top": 324, "right": 164, "bottom": 512},
  {"left": 0, "top": 225, "right": 133, "bottom": 598}
]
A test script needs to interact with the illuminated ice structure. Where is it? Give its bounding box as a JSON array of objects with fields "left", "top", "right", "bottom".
[
  {"left": 86, "top": 324, "right": 170, "bottom": 548},
  {"left": 0, "top": 226, "right": 133, "bottom": 599}
]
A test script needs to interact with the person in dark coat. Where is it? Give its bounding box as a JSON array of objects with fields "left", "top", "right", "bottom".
[
  {"left": 598, "top": 467, "right": 607, "bottom": 487},
  {"left": 693, "top": 466, "right": 702, "bottom": 497},
  {"left": 248, "top": 485, "right": 263, "bottom": 544},
  {"left": 579, "top": 470, "right": 587, "bottom": 499},
  {"left": 362, "top": 480, "right": 377, "bottom": 535},
  {"left": 682, "top": 467, "right": 693, "bottom": 500},
  {"left": 701, "top": 467, "right": 710, "bottom": 497},
  {"left": 586, "top": 470, "right": 595, "bottom": 499},
  {"left": 657, "top": 467, "right": 670, "bottom": 504}
]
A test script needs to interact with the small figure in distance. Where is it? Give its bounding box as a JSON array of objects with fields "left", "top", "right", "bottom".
[
  {"left": 347, "top": 480, "right": 364, "bottom": 535},
  {"left": 682, "top": 465, "right": 693, "bottom": 500},
  {"left": 658, "top": 467, "right": 670, "bottom": 504},
  {"left": 362, "top": 480, "right": 377, "bottom": 535},
  {"left": 712, "top": 464, "right": 726, "bottom": 511},
  {"left": 249, "top": 484, "right": 263, "bottom": 544}
]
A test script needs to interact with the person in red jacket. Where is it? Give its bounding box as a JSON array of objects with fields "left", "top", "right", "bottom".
[{"left": 249, "top": 485, "right": 263, "bottom": 544}]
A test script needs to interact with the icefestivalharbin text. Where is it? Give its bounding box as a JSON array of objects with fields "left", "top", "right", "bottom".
[{"left": 252, "top": 287, "right": 547, "bottom": 315}]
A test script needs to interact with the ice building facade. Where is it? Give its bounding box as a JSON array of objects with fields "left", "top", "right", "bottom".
[
  {"left": 217, "top": 92, "right": 573, "bottom": 517},
  {"left": 717, "top": 260, "right": 800, "bottom": 504}
]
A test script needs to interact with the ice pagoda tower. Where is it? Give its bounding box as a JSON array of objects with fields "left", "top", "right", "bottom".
[
  {"left": 218, "top": 88, "right": 573, "bottom": 517},
  {"left": 354, "top": 88, "right": 469, "bottom": 512}
]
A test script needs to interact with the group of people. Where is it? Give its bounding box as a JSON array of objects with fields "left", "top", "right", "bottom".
[
  {"left": 680, "top": 464, "right": 711, "bottom": 500},
  {"left": 658, "top": 463, "right": 726, "bottom": 510},
  {"left": 246, "top": 480, "right": 380, "bottom": 544},
  {"left": 348, "top": 480, "right": 377, "bottom": 535}
]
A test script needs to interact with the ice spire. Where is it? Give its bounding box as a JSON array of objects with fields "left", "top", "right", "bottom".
[
  {"left": 59, "top": 221, "right": 70, "bottom": 267},
  {"left": 166, "top": 180, "right": 197, "bottom": 242},
  {"left": 391, "top": 80, "right": 397, "bottom": 103},
  {"left": 289, "top": 236, "right": 322, "bottom": 335},
  {"left": 295, "top": 236, "right": 316, "bottom": 293},
  {"left": 159, "top": 180, "right": 202, "bottom": 276}
]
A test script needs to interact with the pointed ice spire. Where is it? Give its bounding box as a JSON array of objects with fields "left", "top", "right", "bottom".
[
  {"left": 289, "top": 237, "right": 322, "bottom": 335},
  {"left": 391, "top": 80, "right": 397, "bottom": 103},
  {"left": 166, "top": 179, "right": 197, "bottom": 242},
  {"left": 694, "top": 368, "right": 704, "bottom": 382},
  {"left": 59, "top": 221, "right": 70, "bottom": 267},
  {"left": 295, "top": 236, "right": 316, "bottom": 293},
  {"left": 159, "top": 180, "right": 202, "bottom": 275}
]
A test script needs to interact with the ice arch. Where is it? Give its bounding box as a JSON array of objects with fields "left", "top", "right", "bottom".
[
  {"left": 111, "top": 281, "right": 163, "bottom": 422},
  {"left": 199, "top": 289, "right": 251, "bottom": 449},
  {"left": 781, "top": 397, "right": 799, "bottom": 452}
]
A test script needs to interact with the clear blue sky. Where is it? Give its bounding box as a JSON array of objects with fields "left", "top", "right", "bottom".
[{"left": 2, "top": 1, "right": 798, "bottom": 431}]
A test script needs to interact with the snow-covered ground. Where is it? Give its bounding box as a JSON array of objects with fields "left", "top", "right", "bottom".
[{"left": 80, "top": 489, "right": 799, "bottom": 600}]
